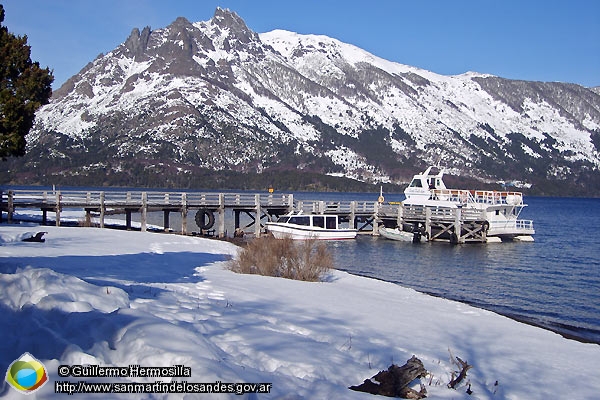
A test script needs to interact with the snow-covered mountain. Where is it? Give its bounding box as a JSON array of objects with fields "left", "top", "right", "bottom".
[{"left": 7, "top": 8, "right": 600, "bottom": 194}]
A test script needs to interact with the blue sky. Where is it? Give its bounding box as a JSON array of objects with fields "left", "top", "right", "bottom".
[{"left": 3, "top": 0, "right": 599, "bottom": 89}]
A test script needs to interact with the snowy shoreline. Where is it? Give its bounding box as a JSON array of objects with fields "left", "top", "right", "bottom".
[
  {"left": 339, "top": 268, "right": 599, "bottom": 346},
  {"left": 1, "top": 224, "right": 600, "bottom": 399}
]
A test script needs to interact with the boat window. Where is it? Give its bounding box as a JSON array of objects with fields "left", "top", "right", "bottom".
[
  {"left": 325, "top": 216, "right": 337, "bottom": 229},
  {"left": 288, "top": 216, "right": 310, "bottom": 226},
  {"left": 313, "top": 216, "right": 325, "bottom": 228},
  {"left": 409, "top": 179, "right": 422, "bottom": 188}
]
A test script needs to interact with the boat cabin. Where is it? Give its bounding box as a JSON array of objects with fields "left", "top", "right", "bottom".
[
  {"left": 278, "top": 214, "right": 339, "bottom": 230},
  {"left": 405, "top": 166, "right": 447, "bottom": 200},
  {"left": 267, "top": 212, "right": 357, "bottom": 240}
]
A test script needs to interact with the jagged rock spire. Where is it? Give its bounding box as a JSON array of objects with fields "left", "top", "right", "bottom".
[{"left": 124, "top": 26, "right": 151, "bottom": 59}]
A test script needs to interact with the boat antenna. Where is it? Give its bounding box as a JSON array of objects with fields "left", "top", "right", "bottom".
[{"left": 434, "top": 156, "right": 443, "bottom": 171}]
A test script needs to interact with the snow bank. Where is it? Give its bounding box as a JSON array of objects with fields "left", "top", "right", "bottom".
[
  {"left": 1, "top": 225, "right": 599, "bottom": 399},
  {"left": 0, "top": 267, "right": 129, "bottom": 312}
]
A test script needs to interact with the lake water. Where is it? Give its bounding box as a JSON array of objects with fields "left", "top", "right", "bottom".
[{"left": 298, "top": 194, "right": 600, "bottom": 344}]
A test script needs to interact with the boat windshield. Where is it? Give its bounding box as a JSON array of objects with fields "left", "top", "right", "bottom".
[
  {"left": 287, "top": 216, "right": 311, "bottom": 226},
  {"left": 409, "top": 179, "right": 422, "bottom": 188}
]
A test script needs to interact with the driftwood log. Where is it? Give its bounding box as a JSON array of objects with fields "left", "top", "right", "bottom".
[
  {"left": 350, "top": 355, "right": 428, "bottom": 398},
  {"left": 448, "top": 356, "right": 472, "bottom": 389}
]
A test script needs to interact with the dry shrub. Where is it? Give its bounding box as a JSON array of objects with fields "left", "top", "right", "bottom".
[{"left": 228, "top": 235, "right": 334, "bottom": 281}]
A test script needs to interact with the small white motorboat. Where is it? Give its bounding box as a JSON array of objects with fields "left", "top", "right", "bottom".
[
  {"left": 265, "top": 212, "right": 357, "bottom": 240},
  {"left": 379, "top": 226, "right": 423, "bottom": 242}
]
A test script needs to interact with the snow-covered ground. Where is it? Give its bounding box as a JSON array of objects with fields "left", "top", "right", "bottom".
[{"left": 1, "top": 223, "right": 599, "bottom": 399}]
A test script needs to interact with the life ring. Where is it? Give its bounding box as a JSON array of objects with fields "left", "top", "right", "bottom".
[
  {"left": 378, "top": 195, "right": 385, "bottom": 203},
  {"left": 195, "top": 209, "right": 215, "bottom": 230}
]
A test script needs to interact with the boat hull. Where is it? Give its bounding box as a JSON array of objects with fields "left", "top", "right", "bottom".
[
  {"left": 379, "top": 226, "right": 422, "bottom": 242},
  {"left": 266, "top": 222, "right": 357, "bottom": 240}
]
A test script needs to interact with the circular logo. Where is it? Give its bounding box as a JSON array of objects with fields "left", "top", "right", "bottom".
[{"left": 5, "top": 353, "right": 49, "bottom": 394}]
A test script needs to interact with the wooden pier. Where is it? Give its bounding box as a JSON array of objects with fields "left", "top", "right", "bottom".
[
  {"left": 0, "top": 190, "right": 384, "bottom": 238},
  {"left": 0, "top": 189, "right": 491, "bottom": 243},
  {"left": 399, "top": 203, "right": 489, "bottom": 244}
]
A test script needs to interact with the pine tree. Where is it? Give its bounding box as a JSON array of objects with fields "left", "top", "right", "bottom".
[{"left": 0, "top": 4, "right": 53, "bottom": 159}]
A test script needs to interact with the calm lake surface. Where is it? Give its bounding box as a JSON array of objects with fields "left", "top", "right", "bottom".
[{"left": 298, "top": 194, "right": 600, "bottom": 344}]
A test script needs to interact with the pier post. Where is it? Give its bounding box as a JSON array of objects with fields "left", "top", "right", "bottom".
[
  {"left": 163, "top": 210, "right": 170, "bottom": 232},
  {"left": 350, "top": 201, "right": 356, "bottom": 229},
  {"left": 234, "top": 210, "right": 241, "bottom": 230},
  {"left": 218, "top": 193, "right": 225, "bottom": 238},
  {"left": 99, "top": 192, "right": 105, "bottom": 228},
  {"left": 453, "top": 207, "right": 462, "bottom": 244},
  {"left": 181, "top": 193, "right": 187, "bottom": 235},
  {"left": 255, "top": 193, "right": 261, "bottom": 237},
  {"left": 372, "top": 201, "right": 379, "bottom": 236},
  {"left": 141, "top": 192, "right": 147, "bottom": 232},
  {"left": 318, "top": 201, "right": 325, "bottom": 214},
  {"left": 84, "top": 192, "right": 91, "bottom": 227},
  {"left": 85, "top": 210, "right": 92, "bottom": 227},
  {"left": 55, "top": 191, "right": 61, "bottom": 227},
  {"left": 126, "top": 210, "right": 132, "bottom": 230},
  {"left": 7, "top": 190, "right": 14, "bottom": 224},
  {"left": 425, "top": 207, "right": 431, "bottom": 239},
  {"left": 287, "top": 194, "right": 294, "bottom": 213},
  {"left": 162, "top": 194, "right": 170, "bottom": 232}
]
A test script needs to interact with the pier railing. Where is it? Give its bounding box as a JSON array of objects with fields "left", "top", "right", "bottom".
[
  {"left": 430, "top": 189, "right": 524, "bottom": 206},
  {"left": 0, "top": 190, "right": 296, "bottom": 209},
  {"left": 487, "top": 219, "right": 535, "bottom": 236}
]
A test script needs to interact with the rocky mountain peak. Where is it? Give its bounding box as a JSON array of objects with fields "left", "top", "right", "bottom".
[
  {"left": 212, "top": 7, "right": 247, "bottom": 30},
  {"left": 209, "top": 7, "right": 259, "bottom": 46},
  {"left": 162, "top": 17, "right": 197, "bottom": 57}
]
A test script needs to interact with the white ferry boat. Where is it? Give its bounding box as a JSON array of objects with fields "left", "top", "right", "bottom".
[
  {"left": 401, "top": 166, "right": 535, "bottom": 242},
  {"left": 266, "top": 212, "right": 357, "bottom": 240}
]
